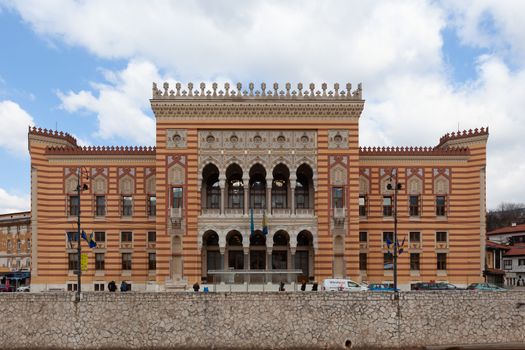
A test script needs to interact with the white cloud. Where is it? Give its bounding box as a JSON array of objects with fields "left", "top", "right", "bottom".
[
  {"left": 4, "top": 0, "right": 525, "bottom": 208},
  {"left": 0, "top": 100, "right": 35, "bottom": 155},
  {"left": 58, "top": 60, "right": 160, "bottom": 145},
  {"left": 0, "top": 188, "right": 29, "bottom": 214}
]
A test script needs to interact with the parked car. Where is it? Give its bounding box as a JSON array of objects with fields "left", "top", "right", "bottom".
[
  {"left": 0, "top": 284, "right": 14, "bottom": 292},
  {"left": 368, "top": 283, "right": 397, "bottom": 292},
  {"left": 466, "top": 283, "right": 506, "bottom": 291},
  {"left": 412, "top": 282, "right": 461, "bottom": 291},
  {"left": 16, "top": 285, "right": 30, "bottom": 292},
  {"left": 322, "top": 279, "right": 368, "bottom": 292}
]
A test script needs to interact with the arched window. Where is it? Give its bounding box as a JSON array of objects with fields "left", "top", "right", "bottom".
[
  {"left": 272, "top": 163, "right": 289, "bottom": 209},
  {"left": 296, "top": 164, "right": 313, "bottom": 210},
  {"left": 227, "top": 231, "right": 244, "bottom": 270},
  {"left": 207, "top": 179, "right": 220, "bottom": 209},
  {"left": 272, "top": 231, "right": 289, "bottom": 271},
  {"left": 226, "top": 164, "right": 244, "bottom": 210}
]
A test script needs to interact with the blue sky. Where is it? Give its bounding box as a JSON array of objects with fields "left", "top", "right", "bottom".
[{"left": 0, "top": 0, "right": 524, "bottom": 213}]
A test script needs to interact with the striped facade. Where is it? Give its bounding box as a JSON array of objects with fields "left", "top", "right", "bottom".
[{"left": 28, "top": 82, "right": 488, "bottom": 291}]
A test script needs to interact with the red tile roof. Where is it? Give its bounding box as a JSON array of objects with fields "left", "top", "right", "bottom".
[
  {"left": 504, "top": 246, "right": 525, "bottom": 257},
  {"left": 487, "top": 223, "right": 525, "bottom": 235},
  {"left": 486, "top": 240, "right": 510, "bottom": 250}
]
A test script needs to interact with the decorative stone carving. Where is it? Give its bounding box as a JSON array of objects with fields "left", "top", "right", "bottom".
[
  {"left": 166, "top": 129, "right": 187, "bottom": 149},
  {"left": 119, "top": 176, "right": 134, "bottom": 195},
  {"left": 92, "top": 175, "right": 107, "bottom": 195},
  {"left": 65, "top": 176, "right": 78, "bottom": 194},
  {"left": 433, "top": 168, "right": 450, "bottom": 195},
  {"left": 145, "top": 176, "right": 156, "bottom": 195},
  {"left": 331, "top": 164, "right": 347, "bottom": 186},
  {"left": 407, "top": 177, "right": 423, "bottom": 195},
  {"left": 359, "top": 176, "right": 370, "bottom": 194},
  {"left": 168, "top": 164, "right": 185, "bottom": 185},
  {"left": 328, "top": 130, "right": 349, "bottom": 149}
]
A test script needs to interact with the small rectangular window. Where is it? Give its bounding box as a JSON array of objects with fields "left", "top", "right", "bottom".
[
  {"left": 359, "top": 253, "right": 367, "bottom": 271},
  {"left": 148, "top": 195, "right": 157, "bottom": 216},
  {"left": 410, "top": 253, "right": 420, "bottom": 271},
  {"left": 68, "top": 253, "right": 79, "bottom": 271},
  {"left": 383, "top": 196, "right": 393, "bottom": 216},
  {"left": 121, "top": 253, "right": 132, "bottom": 270},
  {"left": 94, "top": 231, "right": 105, "bottom": 243},
  {"left": 69, "top": 195, "right": 79, "bottom": 216},
  {"left": 172, "top": 187, "right": 183, "bottom": 208},
  {"left": 504, "top": 260, "right": 512, "bottom": 269},
  {"left": 359, "top": 195, "right": 367, "bottom": 216},
  {"left": 332, "top": 187, "right": 344, "bottom": 209},
  {"left": 95, "top": 195, "right": 106, "bottom": 216},
  {"left": 121, "top": 231, "right": 133, "bottom": 243},
  {"left": 409, "top": 231, "right": 421, "bottom": 243},
  {"left": 148, "top": 253, "right": 156, "bottom": 270},
  {"left": 519, "top": 259, "right": 525, "bottom": 266},
  {"left": 436, "top": 196, "right": 446, "bottom": 216},
  {"left": 437, "top": 253, "right": 447, "bottom": 270},
  {"left": 94, "top": 283, "right": 105, "bottom": 292},
  {"left": 147, "top": 231, "right": 156, "bottom": 243},
  {"left": 122, "top": 196, "right": 133, "bottom": 216},
  {"left": 67, "top": 283, "right": 78, "bottom": 292},
  {"left": 383, "top": 232, "right": 394, "bottom": 244},
  {"left": 436, "top": 231, "right": 447, "bottom": 243},
  {"left": 409, "top": 195, "right": 419, "bottom": 216},
  {"left": 384, "top": 253, "right": 393, "bottom": 270},
  {"left": 359, "top": 231, "right": 368, "bottom": 243},
  {"left": 95, "top": 253, "right": 105, "bottom": 271}
]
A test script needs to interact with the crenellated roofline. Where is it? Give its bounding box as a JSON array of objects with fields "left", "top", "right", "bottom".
[
  {"left": 151, "top": 82, "right": 363, "bottom": 101},
  {"left": 437, "top": 127, "right": 489, "bottom": 148},
  {"left": 45, "top": 145, "right": 156, "bottom": 156},
  {"left": 28, "top": 126, "right": 78, "bottom": 147},
  {"left": 359, "top": 146, "right": 470, "bottom": 156}
]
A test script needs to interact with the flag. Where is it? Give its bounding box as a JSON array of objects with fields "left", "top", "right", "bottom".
[
  {"left": 81, "top": 230, "right": 97, "bottom": 248},
  {"left": 386, "top": 238, "right": 392, "bottom": 250},
  {"left": 250, "top": 208, "right": 254, "bottom": 236},
  {"left": 262, "top": 210, "right": 268, "bottom": 235},
  {"left": 66, "top": 232, "right": 73, "bottom": 249}
]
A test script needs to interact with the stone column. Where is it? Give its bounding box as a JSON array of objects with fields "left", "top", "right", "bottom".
[
  {"left": 266, "top": 247, "right": 273, "bottom": 284},
  {"left": 266, "top": 177, "right": 272, "bottom": 213},
  {"left": 290, "top": 177, "right": 296, "bottom": 215},
  {"left": 219, "top": 177, "right": 225, "bottom": 216},
  {"left": 243, "top": 246, "right": 250, "bottom": 283},
  {"left": 243, "top": 176, "right": 249, "bottom": 215}
]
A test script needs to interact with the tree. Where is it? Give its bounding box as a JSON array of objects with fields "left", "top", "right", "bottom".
[{"left": 487, "top": 202, "right": 525, "bottom": 232}]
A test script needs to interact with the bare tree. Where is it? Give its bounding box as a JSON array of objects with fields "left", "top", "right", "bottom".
[{"left": 487, "top": 202, "right": 525, "bottom": 232}]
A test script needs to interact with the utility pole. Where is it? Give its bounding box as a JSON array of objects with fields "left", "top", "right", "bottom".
[
  {"left": 388, "top": 178, "right": 402, "bottom": 292},
  {"left": 76, "top": 167, "right": 88, "bottom": 302}
]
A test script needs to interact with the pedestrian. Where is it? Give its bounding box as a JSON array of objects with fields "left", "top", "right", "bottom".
[
  {"left": 193, "top": 282, "right": 200, "bottom": 292},
  {"left": 311, "top": 282, "right": 318, "bottom": 291},
  {"left": 120, "top": 281, "right": 128, "bottom": 292},
  {"left": 300, "top": 281, "right": 307, "bottom": 291},
  {"left": 108, "top": 280, "right": 116, "bottom": 292},
  {"left": 279, "top": 281, "right": 285, "bottom": 292}
]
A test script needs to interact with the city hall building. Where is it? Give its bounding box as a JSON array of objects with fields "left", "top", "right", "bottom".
[{"left": 28, "top": 82, "right": 488, "bottom": 291}]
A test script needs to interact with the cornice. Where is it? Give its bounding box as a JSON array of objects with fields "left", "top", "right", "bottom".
[
  {"left": 439, "top": 135, "right": 489, "bottom": 148},
  {"left": 47, "top": 155, "right": 156, "bottom": 164},
  {"left": 359, "top": 155, "right": 470, "bottom": 164},
  {"left": 151, "top": 101, "right": 364, "bottom": 120}
]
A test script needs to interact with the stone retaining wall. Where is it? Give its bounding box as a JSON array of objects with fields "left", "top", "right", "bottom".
[{"left": 1, "top": 291, "right": 524, "bottom": 349}]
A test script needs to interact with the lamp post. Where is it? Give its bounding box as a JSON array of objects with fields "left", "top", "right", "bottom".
[
  {"left": 76, "top": 168, "right": 89, "bottom": 302},
  {"left": 387, "top": 179, "right": 402, "bottom": 291}
]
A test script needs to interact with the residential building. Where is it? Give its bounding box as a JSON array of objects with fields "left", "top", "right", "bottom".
[
  {"left": 488, "top": 223, "right": 525, "bottom": 286},
  {"left": 28, "top": 82, "right": 489, "bottom": 291},
  {"left": 0, "top": 211, "right": 31, "bottom": 272}
]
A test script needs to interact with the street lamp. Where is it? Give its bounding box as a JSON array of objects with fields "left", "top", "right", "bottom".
[
  {"left": 76, "top": 168, "right": 89, "bottom": 302},
  {"left": 387, "top": 179, "right": 402, "bottom": 292}
]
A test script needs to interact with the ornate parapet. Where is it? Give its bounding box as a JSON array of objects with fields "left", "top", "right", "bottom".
[
  {"left": 359, "top": 146, "right": 470, "bottom": 156},
  {"left": 45, "top": 145, "right": 156, "bottom": 155},
  {"left": 437, "top": 127, "right": 489, "bottom": 148},
  {"left": 151, "top": 82, "right": 363, "bottom": 100},
  {"left": 28, "top": 126, "right": 78, "bottom": 147}
]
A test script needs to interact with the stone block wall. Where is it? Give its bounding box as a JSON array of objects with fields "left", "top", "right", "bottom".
[{"left": 0, "top": 291, "right": 524, "bottom": 349}]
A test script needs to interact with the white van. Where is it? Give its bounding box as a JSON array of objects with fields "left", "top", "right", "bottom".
[{"left": 321, "top": 279, "right": 367, "bottom": 292}]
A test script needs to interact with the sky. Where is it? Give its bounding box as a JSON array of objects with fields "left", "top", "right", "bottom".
[{"left": 0, "top": 0, "right": 524, "bottom": 213}]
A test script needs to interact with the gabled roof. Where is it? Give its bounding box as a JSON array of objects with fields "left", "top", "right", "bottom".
[
  {"left": 487, "top": 223, "right": 525, "bottom": 236},
  {"left": 486, "top": 240, "right": 510, "bottom": 250},
  {"left": 504, "top": 245, "right": 525, "bottom": 257}
]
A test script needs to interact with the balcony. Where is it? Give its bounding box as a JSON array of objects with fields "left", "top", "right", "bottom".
[
  {"left": 410, "top": 242, "right": 421, "bottom": 249},
  {"left": 272, "top": 208, "right": 292, "bottom": 216},
  {"left": 120, "top": 242, "right": 133, "bottom": 249},
  {"left": 224, "top": 208, "right": 244, "bottom": 215},
  {"left": 170, "top": 207, "right": 182, "bottom": 224},
  {"left": 333, "top": 207, "right": 346, "bottom": 227},
  {"left": 436, "top": 242, "right": 448, "bottom": 249},
  {"left": 359, "top": 242, "right": 368, "bottom": 250},
  {"left": 201, "top": 208, "right": 220, "bottom": 216},
  {"left": 147, "top": 242, "right": 156, "bottom": 249},
  {"left": 295, "top": 208, "right": 314, "bottom": 216}
]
